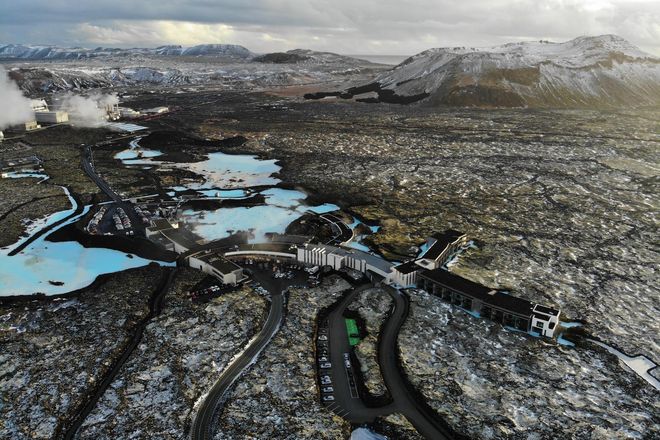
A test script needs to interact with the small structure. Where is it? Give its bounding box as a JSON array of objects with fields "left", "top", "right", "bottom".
[
  {"left": 105, "top": 103, "right": 121, "bottom": 121},
  {"left": 13, "top": 120, "right": 41, "bottom": 131},
  {"left": 187, "top": 250, "right": 246, "bottom": 285},
  {"left": 30, "top": 99, "right": 49, "bottom": 112},
  {"left": 0, "top": 155, "right": 42, "bottom": 172},
  {"left": 142, "top": 106, "right": 169, "bottom": 115},
  {"left": 119, "top": 107, "right": 141, "bottom": 119},
  {"left": 35, "top": 111, "right": 69, "bottom": 124},
  {"left": 0, "top": 131, "right": 4, "bottom": 142},
  {"left": 418, "top": 268, "right": 560, "bottom": 337}
]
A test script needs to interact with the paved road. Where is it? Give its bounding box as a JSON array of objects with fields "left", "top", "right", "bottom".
[
  {"left": 82, "top": 145, "right": 145, "bottom": 233},
  {"left": 323, "top": 284, "right": 396, "bottom": 422},
  {"left": 323, "top": 283, "right": 459, "bottom": 440},
  {"left": 378, "top": 286, "right": 458, "bottom": 440},
  {"left": 190, "top": 292, "right": 285, "bottom": 440}
]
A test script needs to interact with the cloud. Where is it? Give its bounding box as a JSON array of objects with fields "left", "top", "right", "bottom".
[{"left": 0, "top": 0, "right": 658, "bottom": 56}]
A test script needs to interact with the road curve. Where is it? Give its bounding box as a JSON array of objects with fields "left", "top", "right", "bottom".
[
  {"left": 379, "top": 286, "right": 460, "bottom": 440},
  {"left": 190, "top": 293, "right": 285, "bottom": 440}
]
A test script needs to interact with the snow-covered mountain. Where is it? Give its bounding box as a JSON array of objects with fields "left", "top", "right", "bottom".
[
  {"left": 348, "top": 35, "right": 660, "bottom": 108},
  {"left": 0, "top": 44, "right": 254, "bottom": 60}
]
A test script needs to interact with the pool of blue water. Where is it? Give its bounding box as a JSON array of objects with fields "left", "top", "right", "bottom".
[
  {"left": 0, "top": 205, "right": 172, "bottom": 297},
  {"left": 180, "top": 188, "right": 339, "bottom": 243}
]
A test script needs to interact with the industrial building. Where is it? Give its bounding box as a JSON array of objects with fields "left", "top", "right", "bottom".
[
  {"left": 119, "top": 107, "right": 141, "bottom": 119},
  {"left": 35, "top": 111, "right": 69, "bottom": 124},
  {"left": 188, "top": 250, "right": 246, "bottom": 285}
]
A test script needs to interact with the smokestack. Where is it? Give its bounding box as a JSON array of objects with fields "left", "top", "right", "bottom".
[{"left": 0, "top": 67, "right": 34, "bottom": 130}]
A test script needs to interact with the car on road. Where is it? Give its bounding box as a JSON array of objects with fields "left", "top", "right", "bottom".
[
  {"left": 319, "top": 362, "right": 332, "bottom": 369},
  {"left": 320, "top": 375, "right": 331, "bottom": 385},
  {"left": 322, "top": 386, "right": 334, "bottom": 393},
  {"left": 322, "top": 395, "right": 335, "bottom": 402}
]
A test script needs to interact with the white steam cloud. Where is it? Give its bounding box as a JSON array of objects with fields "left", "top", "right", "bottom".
[
  {"left": 59, "top": 92, "right": 119, "bottom": 127},
  {"left": 0, "top": 67, "right": 34, "bottom": 130}
]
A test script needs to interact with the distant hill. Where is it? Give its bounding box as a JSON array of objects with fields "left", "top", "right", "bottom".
[
  {"left": 331, "top": 35, "right": 660, "bottom": 108},
  {"left": 0, "top": 43, "right": 254, "bottom": 60},
  {"left": 253, "top": 49, "right": 376, "bottom": 66}
]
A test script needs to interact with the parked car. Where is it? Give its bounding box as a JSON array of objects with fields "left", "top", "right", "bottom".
[
  {"left": 320, "top": 375, "right": 331, "bottom": 385},
  {"left": 322, "top": 387, "right": 334, "bottom": 393},
  {"left": 322, "top": 395, "right": 335, "bottom": 402},
  {"left": 319, "top": 362, "right": 332, "bottom": 369}
]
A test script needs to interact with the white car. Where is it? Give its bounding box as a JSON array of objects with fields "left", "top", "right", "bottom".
[
  {"left": 319, "top": 362, "right": 332, "bottom": 369},
  {"left": 320, "top": 375, "right": 331, "bottom": 385},
  {"left": 322, "top": 395, "right": 335, "bottom": 402}
]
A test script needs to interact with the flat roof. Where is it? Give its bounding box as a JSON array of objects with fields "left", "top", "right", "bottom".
[
  {"left": 150, "top": 218, "right": 176, "bottom": 231},
  {"left": 393, "top": 260, "right": 421, "bottom": 274},
  {"left": 194, "top": 251, "right": 242, "bottom": 273},
  {"left": 235, "top": 242, "right": 297, "bottom": 254},
  {"left": 161, "top": 228, "right": 200, "bottom": 251},
  {"left": 420, "top": 268, "right": 534, "bottom": 317},
  {"left": 422, "top": 229, "right": 465, "bottom": 260}
]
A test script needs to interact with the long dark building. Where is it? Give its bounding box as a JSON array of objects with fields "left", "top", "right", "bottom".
[{"left": 418, "top": 268, "right": 560, "bottom": 337}]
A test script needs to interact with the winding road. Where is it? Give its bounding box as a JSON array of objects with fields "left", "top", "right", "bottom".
[
  {"left": 323, "top": 283, "right": 460, "bottom": 440},
  {"left": 379, "top": 286, "right": 458, "bottom": 439},
  {"left": 190, "top": 292, "right": 285, "bottom": 440}
]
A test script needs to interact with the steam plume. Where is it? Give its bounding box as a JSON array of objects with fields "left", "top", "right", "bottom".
[
  {"left": 0, "top": 67, "right": 34, "bottom": 130},
  {"left": 59, "top": 92, "right": 119, "bottom": 127}
]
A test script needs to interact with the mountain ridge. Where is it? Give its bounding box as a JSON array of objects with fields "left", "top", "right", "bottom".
[{"left": 336, "top": 35, "right": 660, "bottom": 108}]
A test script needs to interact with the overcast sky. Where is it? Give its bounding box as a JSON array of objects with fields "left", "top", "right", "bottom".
[{"left": 1, "top": 0, "right": 658, "bottom": 56}]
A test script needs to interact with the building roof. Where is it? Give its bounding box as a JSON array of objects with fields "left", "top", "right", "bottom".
[
  {"left": 393, "top": 260, "right": 421, "bottom": 274},
  {"left": 420, "top": 268, "right": 534, "bottom": 317},
  {"left": 236, "top": 242, "right": 297, "bottom": 254},
  {"left": 149, "top": 218, "right": 176, "bottom": 231},
  {"left": 266, "top": 233, "right": 312, "bottom": 245},
  {"left": 422, "top": 229, "right": 465, "bottom": 260},
  {"left": 161, "top": 228, "right": 200, "bottom": 251},
  {"left": 192, "top": 251, "right": 242, "bottom": 274},
  {"left": 300, "top": 243, "right": 394, "bottom": 274}
]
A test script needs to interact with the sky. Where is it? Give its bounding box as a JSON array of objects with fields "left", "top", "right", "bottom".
[{"left": 0, "top": 0, "right": 659, "bottom": 56}]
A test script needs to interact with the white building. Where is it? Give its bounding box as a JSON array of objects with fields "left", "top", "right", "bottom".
[
  {"left": 143, "top": 106, "right": 169, "bottom": 115},
  {"left": 415, "top": 230, "right": 469, "bottom": 270},
  {"left": 188, "top": 250, "right": 246, "bottom": 285},
  {"left": 296, "top": 243, "right": 396, "bottom": 283},
  {"left": 530, "top": 305, "right": 561, "bottom": 338},
  {"left": 30, "top": 99, "right": 49, "bottom": 112},
  {"left": 119, "top": 107, "right": 141, "bottom": 119}
]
